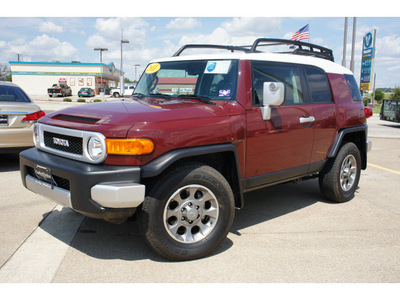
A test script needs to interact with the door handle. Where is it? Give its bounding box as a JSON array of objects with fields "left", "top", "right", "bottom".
[{"left": 299, "top": 116, "right": 315, "bottom": 124}]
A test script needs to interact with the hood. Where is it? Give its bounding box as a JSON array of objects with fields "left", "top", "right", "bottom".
[{"left": 40, "top": 98, "right": 243, "bottom": 137}]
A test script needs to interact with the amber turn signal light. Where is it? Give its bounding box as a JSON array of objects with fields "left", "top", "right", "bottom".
[{"left": 105, "top": 138, "right": 155, "bottom": 155}]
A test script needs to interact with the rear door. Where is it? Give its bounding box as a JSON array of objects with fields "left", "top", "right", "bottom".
[
  {"left": 245, "top": 61, "right": 314, "bottom": 185},
  {"left": 303, "top": 66, "right": 337, "bottom": 164}
]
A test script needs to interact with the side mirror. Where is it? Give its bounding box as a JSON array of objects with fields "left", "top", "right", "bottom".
[{"left": 260, "top": 82, "right": 285, "bottom": 120}]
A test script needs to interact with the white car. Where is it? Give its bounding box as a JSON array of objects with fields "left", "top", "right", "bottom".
[
  {"left": 111, "top": 84, "right": 136, "bottom": 97},
  {"left": 0, "top": 81, "right": 45, "bottom": 153}
]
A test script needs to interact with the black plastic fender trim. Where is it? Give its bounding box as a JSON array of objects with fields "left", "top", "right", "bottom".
[
  {"left": 141, "top": 143, "right": 244, "bottom": 208},
  {"left": 327, "top": 125, "right": 368, "bottom": 169}
]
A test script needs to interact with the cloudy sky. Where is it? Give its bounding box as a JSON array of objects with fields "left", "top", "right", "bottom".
[{"left": 1, "top": 1, "right": 399, "bottom": 88}]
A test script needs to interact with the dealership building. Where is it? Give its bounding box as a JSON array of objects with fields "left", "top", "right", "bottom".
[{"left": 9, "top": 61, "right": 123, "bottom": 96}]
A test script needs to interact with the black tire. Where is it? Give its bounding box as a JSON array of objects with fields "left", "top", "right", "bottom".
[
  {"left": 319, "top": 142, "right": 361, "bottom": 203},
  {"left": 113, "top": 92, "right": 120, "bottom": 97},
  {"left": 139, "top": 162, "right": 235, "bottom": 261}
]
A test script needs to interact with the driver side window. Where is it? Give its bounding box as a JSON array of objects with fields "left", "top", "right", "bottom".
[{"left": 252, "top": 62, "right": 304, "bottom": 106}]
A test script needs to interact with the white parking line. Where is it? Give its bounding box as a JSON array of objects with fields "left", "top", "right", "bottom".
[{"left": 0, "top": 205, "right": 84, "bottom": 283}]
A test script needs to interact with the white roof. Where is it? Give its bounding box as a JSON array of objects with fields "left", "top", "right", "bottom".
[{"left": 152, "top": 52, "right": 353, "bottom": 75}]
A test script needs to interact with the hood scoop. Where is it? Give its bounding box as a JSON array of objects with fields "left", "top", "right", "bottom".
[{"left": 53, "top": 114, "right": 101, "bottom": 124}]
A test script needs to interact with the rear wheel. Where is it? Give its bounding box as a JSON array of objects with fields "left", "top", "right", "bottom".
[
  {"left": 319, "top": 142, "right": 361, "bottom": 202},
  {"left": 139, "top": 162, "right": 235, "bottom": 261},
  {"left": 113, "top": 92, "right": 120, "bottom": 97}
]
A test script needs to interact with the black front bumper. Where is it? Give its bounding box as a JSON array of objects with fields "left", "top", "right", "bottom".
[{"left": 20, "top": 148, "right": 141, "bottom": 222}]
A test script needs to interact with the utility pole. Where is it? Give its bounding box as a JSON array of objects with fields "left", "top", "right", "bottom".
[
  {"left": 94, "top": 47, "right": 108, "bottom": 96},
  {"left": 372, "top": 73, "right": 376, "bottom": 106},
  {"left": 350, "top": 17, "right": 357, "bottom": 73},
  {"left": 120, "top": 29, "right": 129, "bottom": 96},
  {"left": 342, "top": 17, "right": 348, "bottom": 67}
]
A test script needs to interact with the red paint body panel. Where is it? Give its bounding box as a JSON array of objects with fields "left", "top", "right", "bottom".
[
  {"left": 245, "top": 105, "right": 314, "bottom": 177},
  {"left": 237, "top": 60, "right": 253, "bottom": 111},
  {"left": 310, "top": 103, "right": 336, "bottom": 163},
  {"left": 327, "top": 73, "right": 366, "bottom": 128}
]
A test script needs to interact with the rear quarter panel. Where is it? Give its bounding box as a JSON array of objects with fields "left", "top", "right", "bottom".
[{"left": 327, "top": 73, "right": 366, "bottom": 128}]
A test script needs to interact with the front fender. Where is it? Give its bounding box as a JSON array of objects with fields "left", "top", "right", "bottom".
[{"left": 141, "top": 143, "right": 244, "bottom": 208}]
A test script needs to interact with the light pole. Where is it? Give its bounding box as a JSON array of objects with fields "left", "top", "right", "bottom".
[
  {"left": 120, "top": 29, "right": 129, "bottom": 96},
  {"left": 134, "top": 64, "right": 140, "bottom": 82},
  {"left": 94, "top": 47, "right": 108, "bottom": 96},
  {"left": 350, "top": 17, "right": 357, "bottom": 73},
  {"left": 342, "top": 17, "right": 348, "bottom": 67}
]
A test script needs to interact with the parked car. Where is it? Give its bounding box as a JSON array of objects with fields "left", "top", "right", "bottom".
[
  {"left": 0, "top": 81, "right": 45, "bottom": 153},
  {"left": 78, "top": 88, "right": 95, "bottom": 97},
  {"left": 111, "top": 84, "right": 136, "bottom": 97},
  {"left": 48, "top": 83, "right": 72, "bottom": 97},
  {"left": 20, "top": 38, "right": 372, "bottom": 261}
]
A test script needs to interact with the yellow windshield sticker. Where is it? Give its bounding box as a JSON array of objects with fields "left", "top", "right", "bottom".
[{"left": 146, "top": 63, "right": 161, "bottom": 74}]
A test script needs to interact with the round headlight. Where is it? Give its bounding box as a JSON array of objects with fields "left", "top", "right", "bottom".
[{"left": 88, "top": 137, "right": 104, "bottom": 160}]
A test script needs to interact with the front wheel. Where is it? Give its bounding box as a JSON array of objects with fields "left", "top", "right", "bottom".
[
  {"left": 319, "top": 142, "right": 361, "bottom": 203},
  {"left": 139, "top": 163, "right": 235, "bottom": 261},
  {"left": 113, "top": 92, "right": 120, "bottom": 97}
]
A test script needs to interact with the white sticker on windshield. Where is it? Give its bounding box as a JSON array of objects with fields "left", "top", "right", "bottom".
[{"left": 204, "top": 61, "right": 231, "bottom": 74}]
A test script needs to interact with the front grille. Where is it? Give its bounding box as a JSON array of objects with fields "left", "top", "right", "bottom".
[
  {"left": 26, "top": 166, "right": 70, "bottom": 191},
  {"left": 36, "top": 124, "right": 107, "bottom": 164},
  {"left": 44, "top": 131, "right": 83, "bottom": 155}
]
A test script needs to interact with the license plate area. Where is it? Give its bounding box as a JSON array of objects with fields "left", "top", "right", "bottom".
[
  {"left": 34, "top": 164, "right": 56, "bottom": 186},
  {"left": 0, "top": 115, "right": 8, "bottom": 126}
]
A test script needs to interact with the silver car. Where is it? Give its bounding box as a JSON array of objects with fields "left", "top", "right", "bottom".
[{"left": 0, "top": 81, "right": 45, "bottom": 153}]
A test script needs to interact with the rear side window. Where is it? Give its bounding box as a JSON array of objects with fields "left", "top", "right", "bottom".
[
  {"left": 344, "top": 74, "right": 362, "bottom": 101},
  {"left": 0, "top": 85, "right": 31, "bottom": 103},
  {"left": 305, "top": 67, "right": 332, "bottom": 103},
  {"left": 252, "top": 62, "right": 304, "bottom": 106}
]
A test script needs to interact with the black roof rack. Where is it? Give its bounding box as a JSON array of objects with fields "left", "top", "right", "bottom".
[
  {"left": 250, "top": 38, "right": 334, "bottom": 61},
  {"left": 172, "top": 38, "right": 334, "bottom": 61},
  {"left": 173, "top": 44, "right": 253, "bottom": 57}
]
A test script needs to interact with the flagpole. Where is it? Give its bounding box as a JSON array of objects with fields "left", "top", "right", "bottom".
[{"left": 308, "top": 18, "right": 311, "bottom": 42}]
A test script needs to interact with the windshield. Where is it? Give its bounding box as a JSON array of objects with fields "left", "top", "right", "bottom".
[{"left": 135, "top": 60, "right": 238, "bottom": 101}]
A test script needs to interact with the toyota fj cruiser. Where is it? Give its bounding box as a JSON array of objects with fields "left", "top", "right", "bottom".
[{"left": 20, "top": 38, "right": 372, "bottom": 261}]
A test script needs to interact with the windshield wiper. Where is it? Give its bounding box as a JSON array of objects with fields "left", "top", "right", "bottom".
[
  {"left": 176, "top": 94, "right": 215, "bottom": 105},
  {"left": 131, "top": 92, "right": 145, "bottom": 99},
  {"left": 132, "top": 92, "right": 172, "bottom": 100},
  {"left": 149, "top": 93, "right": 172, "bottom": 100}
]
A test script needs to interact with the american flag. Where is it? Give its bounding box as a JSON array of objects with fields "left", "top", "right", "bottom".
[{"left": 290, "top": 24, "right": 309, "bottom": 41}]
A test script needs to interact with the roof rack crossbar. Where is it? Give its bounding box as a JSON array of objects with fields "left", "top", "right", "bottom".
[
  {"left": 250, "top": 38, "right": 334, "bottom": 61},
  {"left": 172, "top": 38, "right": 334, "bottom": 61},
  {"left": 173, "top": 44, "right": 252, "bottom": 56}
]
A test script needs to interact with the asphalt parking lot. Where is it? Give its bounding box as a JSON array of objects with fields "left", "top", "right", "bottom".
[{"left": 0, "top": 103, "right": 399, "bottom": 284}]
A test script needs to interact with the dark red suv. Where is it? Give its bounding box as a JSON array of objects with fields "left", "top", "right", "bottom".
[{"left": 20, "top": 39, "right": 372, "bottom": 260}]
